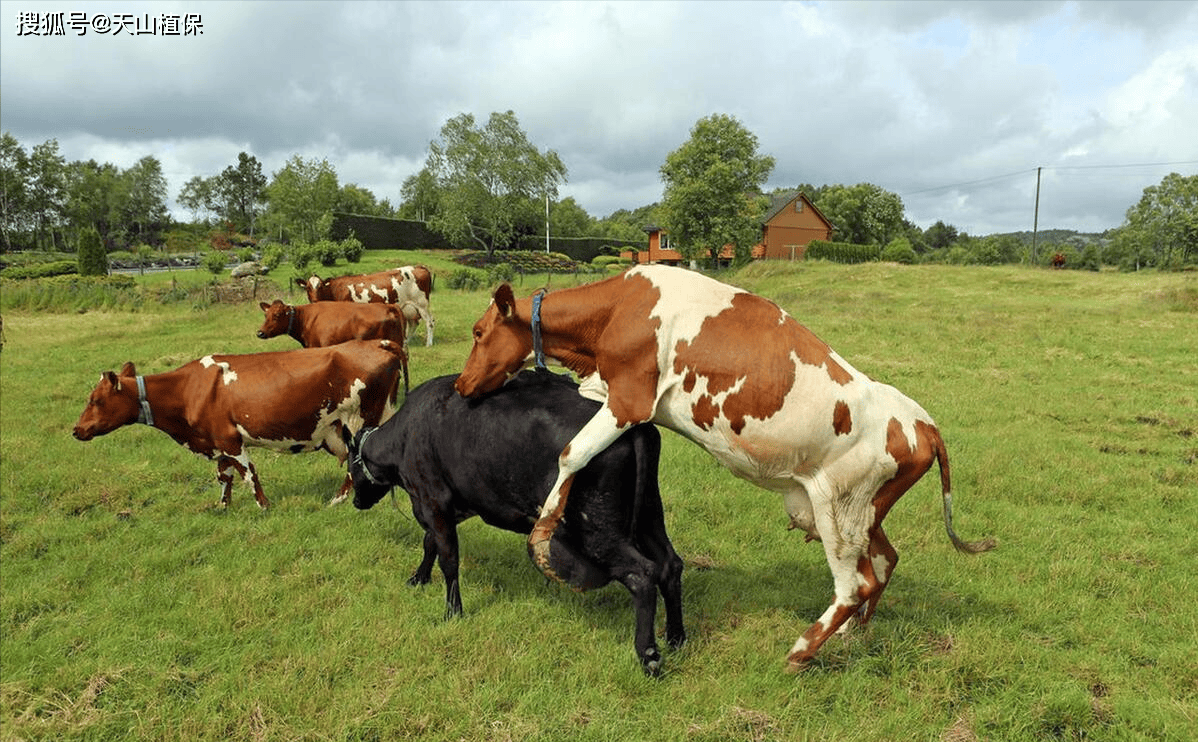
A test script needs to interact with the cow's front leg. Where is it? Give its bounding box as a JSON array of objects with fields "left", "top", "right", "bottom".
[
  {"left": 216, "top": 458, "right": 237, "bottom": 507},
  {"left": 528, "top": 407, "right": 628, "bottom": 581}
]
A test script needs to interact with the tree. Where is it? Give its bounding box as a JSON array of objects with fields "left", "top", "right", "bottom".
[
  {"left": 76, "top": 226, "right": 107, "bottom": 275},
  {"left": 336, "top": 183, "right": 382, "bottom": 217},
  {"left": 549, "top": 197, "right": 594, "bottom": 238},
  {"left": 659, "top": 114, "right": 774, "bottom": 267},
  {"left": 116, "top": 156, "right": 169, "bottom": 248},
  {"left": 425, "top": 110, "right": 568, "bottom": 256},
  {"left": 398, "top": 167, "right": 440, "bottom": 221},
  {"left": 811, "top": 183, "right": 905, "bottom": 246},
  {"left": 65, "top": 159, "right": 120, "bottom": 249},
  {"left": 1114, "top": 172, "right": 1198, "bottom": 269},
  {"left": 0, "top": 133, "right": 30, "bottom": 251},
  {"left": 213, "top": 152, "right": 267, "bottom": 236},
  {"left": 922, "top": 220, "right": 959, "bottom": 252},
  {"left": 26, "top": 139, "right": 68, "bottom": 250},
  {"left": 177, "top": 175, "right": 216, "bottom": 224},
  {"left": 263, "top": 155, "right": 339, "bottom": 243}
]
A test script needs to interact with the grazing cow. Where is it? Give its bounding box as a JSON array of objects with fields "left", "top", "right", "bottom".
[
  {"left": 297, "top": 265, "right": 435, "bottom": 346},
  {"left": 455, "top": 264, "right": 995, "bottom": 670},
  {"left": 256, "top": 300, "right": 410, "bottom": 393},
  {"left": 344, "top": 370, "right": 686, "bottom": 676},
  {"left": 73, "top": 340, "right": 407, "bottom": 508}
]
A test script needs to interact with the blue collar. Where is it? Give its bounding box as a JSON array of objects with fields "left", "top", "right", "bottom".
[{"left": 530, "top": 289, "right": 547, "bottom": 369}]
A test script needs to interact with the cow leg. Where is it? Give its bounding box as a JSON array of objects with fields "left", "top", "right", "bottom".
[
  {"left": 408, "top": 530, "right": 436, "bottom": 586},
  {"left": 216, "top": 455, "right": 270, "bottom": 509},
  {"left": 420, "top": 306, "right": 434, "bottom": 347},
  {"left": 635, "top": 509, "right": 686, "bottom": 650},
  {"left": 784, "top": 491, "right": 873, "bottom": 670},
  {"left": 857, "top": 525, "right": 898, "bottom": 627},
  {"left": 529, "top": 408, "right": 628, "bottom": 582}
]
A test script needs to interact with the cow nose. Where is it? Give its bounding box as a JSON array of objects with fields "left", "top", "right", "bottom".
[
  {"left": 256, "top": 331, "right": 267, "bottom": 339},
  {"left": 73, "top": 427, "right": 90, "bottom": 441}
]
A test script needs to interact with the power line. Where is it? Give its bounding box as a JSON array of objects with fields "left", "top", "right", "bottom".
[{"left": 899, "top": 160, "right": 1197, "bottom": 198}]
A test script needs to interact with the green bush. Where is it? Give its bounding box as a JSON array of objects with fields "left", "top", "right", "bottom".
[
  {"left": 77, "top": 227, "right": 108, "bottom": 276},
  {"left": 445, "top": 267, "right": 489, "bottom": 290},
  {"left": 0, "top": 274, "right": 139, "bottom": 312},
  {"left": 805, "top": 240, "right": 881, "bottom": 264},
  {"left": 0, "top": 261, "right": 78, "bottom": 279},
  {"left": 341, "top": 235, "right": 365, "bottom": 264},
  {"left": 881, "top": 238, "right": 916, "bottom": 265},
  {"left": 313, "top": 239, "right": 342, "bottom": 267},
  {"left": 261, "top": 244, "right": 285, "bottom": 271},
  {"left": 592, "top": 255, "right": 631, "bottom": 269},
  {"left": 203, "top": 251, "right": 229, "bottom": 275},
  {"left": 487, "top": 262, "right": 515, "bottom": 284}
]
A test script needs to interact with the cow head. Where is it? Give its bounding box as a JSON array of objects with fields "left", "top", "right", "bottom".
[
  {"left": 455, "top": 283, "right": 534, "bottom": 398},
  {"left": 256, "top": 300, "right": 294, "bottom": 339},
  {"left": 341, "top": 425, "right": 392, "bottom": 509},
  {"left": 296, "top": 275, "right": 331, "bottom": 302},
  {"left": 73, "top": 362, "right": 140, "bottom": 441}
]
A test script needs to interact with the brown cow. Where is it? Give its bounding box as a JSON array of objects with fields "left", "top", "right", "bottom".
[
  {"left": 296, "top": 265, "right": 435, "bottom": 346},
  {"left": 256, "top": 300, "right": 409, "bottom": 393},
  {"left": 73, "top": 340, "right": 407, "bottom": 508},
  {"left": 455, "top": 265, "right": 995, "bottom": 670}
]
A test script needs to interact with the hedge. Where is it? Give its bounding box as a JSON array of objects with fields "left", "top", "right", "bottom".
[{"left": 804, "top": 240, "right": 882, "bottom": 264}]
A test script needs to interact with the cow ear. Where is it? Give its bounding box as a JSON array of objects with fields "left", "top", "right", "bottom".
[
  {"left": 294, "top": 278, "right": 307, "bottom": 289},
  {"left": 102, "top": 371, "right": 120, "bottom": 389},
  {"left": 493, "top": 283, "right": 516, "bottom": 318},
  {"left": 119, "top": 361, "right": 137, "bottom": 377},
  {"left": 340, "top": 423, "right": 355, "bottom": 452},
  {"left": 260, "top": 301, "right": 270, "bottom": 312}
]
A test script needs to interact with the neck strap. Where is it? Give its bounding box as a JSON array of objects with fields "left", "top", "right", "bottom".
[
  {"left": 531, "top": 289, "right": 547, "bottom": 369},
  {"left": 135, "top": 376, "right": 154, "bottom": 427}
]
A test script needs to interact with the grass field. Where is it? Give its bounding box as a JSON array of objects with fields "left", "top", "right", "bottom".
[{"left": 2, "top": 254, "right": 1196, "bottom": 741}]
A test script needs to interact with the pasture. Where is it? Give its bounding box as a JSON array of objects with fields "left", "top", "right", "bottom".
[{"left": 1, "top": 254, "right": 1195, "bottom": 741}]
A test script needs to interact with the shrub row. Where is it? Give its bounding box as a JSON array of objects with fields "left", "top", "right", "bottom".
[
  {"left": 0, "top": 260, "right": 79, "bottom": 279},
  {"left": 805, "top": 240, "right": 882, "bottom": 264}
]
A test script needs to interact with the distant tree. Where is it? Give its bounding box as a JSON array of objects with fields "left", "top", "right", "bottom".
[
  {"left": 398, "top": 167, "right": 440, "bottom": 222},
  {"left": 116, "top": 156, "right": 169, "bottom": 248},
  {"left": 596, "top": 203, "right": 661, "bottom": 243},
  {"left": 922, "top": 220, "right": 959, "bottom": 252},
  {"left": 336, "top": 183, "right": 382, "bottom": 217},
  {"left": 212, "top": 152, "right": 267, "bottom": 236},
  {"left": 549, "top": 196, "right": 594, "bottom": 238},
  {"left": 76, "top": 226, "right": 107, "bottom": 275},
  {"left": 812, "top": 183, "right": 905, "bottom": 246},
  {"left": 425, "top": 110, "right": 567, "bottom": 256},
  {"left": 660, "top": 113, "right": 775, "bottom": 267},
  {"left": 263, "top": 155, "right": 339, "bottom": 243},
  {"left": 177, "top": 175, "right": 216, "bottom": 225},
  {"left": 26, "top": 139, "right": 68, "bottom": 249},
  {"left": 1112, "top": 172, "right": 1198, "bottom": 269},
  {"left": 0, "top": 133, "right": 30, "bottom": 251},
  {"left": 65, "top": 159, "right": 121, "bottom": 249}
]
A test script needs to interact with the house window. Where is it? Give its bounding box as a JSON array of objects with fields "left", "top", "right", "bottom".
[{"left": 794, "top": 200, "right": 803, "bottom": 212}]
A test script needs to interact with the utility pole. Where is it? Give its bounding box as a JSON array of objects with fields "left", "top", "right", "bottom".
[
  {"left": 1032, "top": 167, "right": 1042, "bottom": 265},
  {"left": 545, "top": 193, "right": 550, "bottom": 254}
]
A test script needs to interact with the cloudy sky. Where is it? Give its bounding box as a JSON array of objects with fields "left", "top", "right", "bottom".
[{"left": 2, "top": 0, "right": 1196, "bottom": 236}]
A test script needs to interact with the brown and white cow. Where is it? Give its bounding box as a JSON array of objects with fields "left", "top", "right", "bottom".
[
  {"left": 455, "top": 264, "right": 995, "bottom": 670},
  {"left": 297, "top": 265, "right": 435, "bottom": 347},
  {"left": 73, "top": 340, "right": 407, "bottom": 508},
  {"left": 256, "top": 300, "right": 410, "bottom": 393}
]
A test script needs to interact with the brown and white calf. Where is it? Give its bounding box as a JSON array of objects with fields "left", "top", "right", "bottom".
[
  {"left": 73, "top": 340, "right": 407, "bottom": 508},
  {"left": 297, "top": 265, "right": 435, "bottom": 346},
  {"left": 256, "top": 300, "right": 409, "bottom": 392},
  {"left": 455, "top": 264, "right": 995, "bottom": 670}
]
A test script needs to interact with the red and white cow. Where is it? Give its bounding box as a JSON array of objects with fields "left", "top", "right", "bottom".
[
  {"left": 297, "top": 265, "right": 435, "bottom": 347},
  {"left": 73, "top": 340, "right": 407, "bottom": 508},
  {"left": 455, "top": 264, "right": 995, "bottom": 670},
  {"left": 256, "top": 300, "right": 410, "bottom": 392}
]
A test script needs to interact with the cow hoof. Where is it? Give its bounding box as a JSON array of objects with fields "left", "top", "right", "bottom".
[{"left": 641, "top": 648, "right": 663, "bottom": 678}]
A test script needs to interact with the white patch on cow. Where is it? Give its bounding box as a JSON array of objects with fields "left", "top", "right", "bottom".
[
  {"left": 577, "top": 371, "right": 608, "bottom": 403},
  {"left": 200, "top": 355, "right": 239, "bottom": 385},
  {"left": 633, "top": 265, "right": 740, "bottom": 348},
  {"left": 236, "top": 377, "right": 367, "bottom": 459},
  {"left": 307, "top": 276, "right": 322, "bottom": 293}
]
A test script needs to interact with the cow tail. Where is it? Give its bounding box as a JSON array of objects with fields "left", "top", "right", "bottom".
[
  {"left": 933, "top": 428, "right": 997, "bottom": 555},
  {"left": 629, "top": 430, "right": 651, "bottom": 540}
]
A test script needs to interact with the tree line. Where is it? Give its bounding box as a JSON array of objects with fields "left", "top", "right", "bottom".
[{"left": 3, "top": 115, "right": 1194, "bottom": 272}]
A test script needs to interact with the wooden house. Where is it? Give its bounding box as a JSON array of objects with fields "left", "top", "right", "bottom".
[{"left": 621, "top": 192, "right": 834, "bottom": 265}]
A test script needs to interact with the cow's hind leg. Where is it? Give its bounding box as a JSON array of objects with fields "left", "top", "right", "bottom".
[
  {"left": 857, "top": 526, "right": 898, "bottom": 627},
  {"left": 529, "top": 408, "right": 628, "bottom": 581},
  {"left": 216, "top": 455, "right": 270, "bottom": 509},
  {"left": 409, "top": 530, "right": 437, "bottom": 586}
]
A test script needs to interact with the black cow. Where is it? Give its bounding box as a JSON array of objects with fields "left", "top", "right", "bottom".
[{"left": 343, "top": 370, "right": 686, "bottom": 676}]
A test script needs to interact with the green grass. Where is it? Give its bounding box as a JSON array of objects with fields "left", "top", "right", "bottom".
[{"left": 2, "top": 255, "right": 1196, "bottom": 741}]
